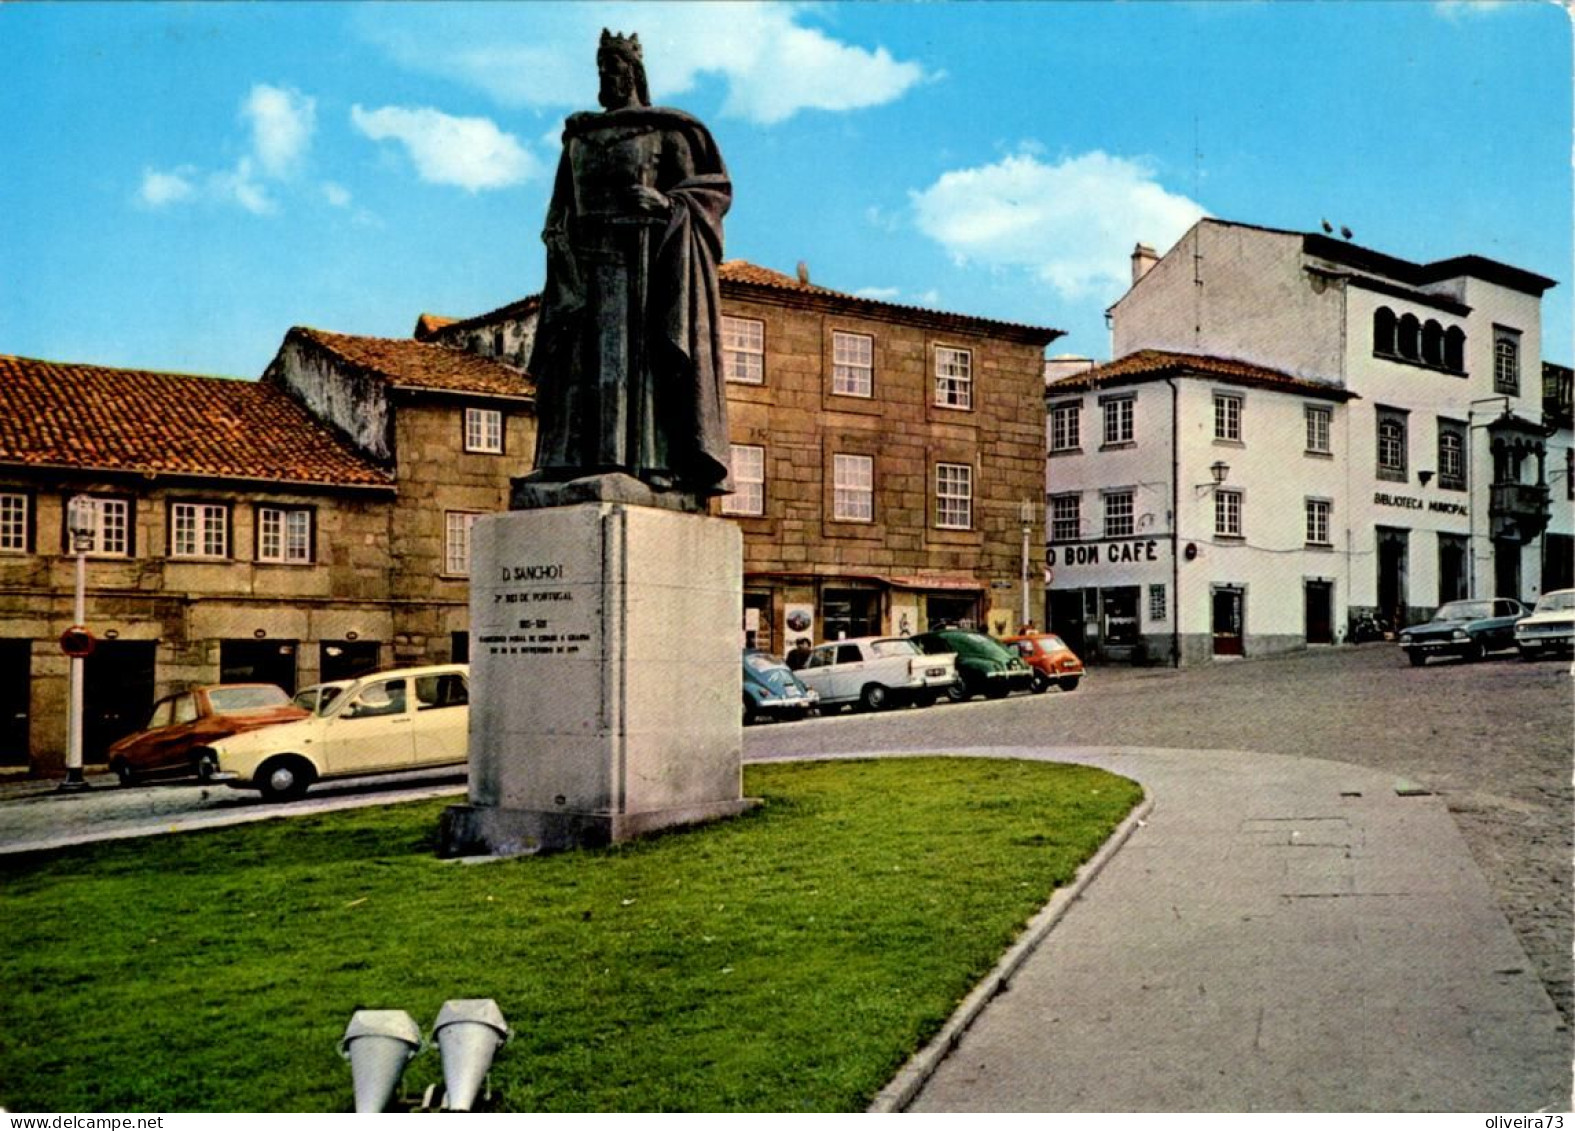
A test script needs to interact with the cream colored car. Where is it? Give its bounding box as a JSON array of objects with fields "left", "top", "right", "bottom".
[{"left": 207, "top": 664, "right": 469, "bottom": 801}]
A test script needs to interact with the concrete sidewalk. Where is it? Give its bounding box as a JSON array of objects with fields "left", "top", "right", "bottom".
[{"left": 894, "top": 746, "right": 1572, "bottom": 1112}]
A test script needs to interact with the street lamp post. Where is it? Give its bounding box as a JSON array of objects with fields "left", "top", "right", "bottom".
[
  {"left": 61, "top": 495, "right": 96, "bottom": 792},
  {"left": 1019, "top": 498, "right": 1034, "bottom": 631}
]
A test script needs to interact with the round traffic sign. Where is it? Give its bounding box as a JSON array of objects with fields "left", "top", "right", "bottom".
[{"left": 59, "top": 626, "right": 95, "bottom": 658}]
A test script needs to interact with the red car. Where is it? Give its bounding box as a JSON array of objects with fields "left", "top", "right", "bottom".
[
  {"left": 999, "top": 633, "right": 1085, "bottom": 693},
  {"left": 107, "top": 684, "right": 308, "bottom": 786}
]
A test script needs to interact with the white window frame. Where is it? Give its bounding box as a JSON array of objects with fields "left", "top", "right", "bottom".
[
  {"left": 1305, "top": 405, "right": 1332, "bottom": 455},
  {"left": 1102, "top": 396, "right": 1135, "bottom": 446},
  {"left": 1377, "top": 410, "right": 1408, "bottom": 478},
  {"left": 1050, "top": 402, "right": 1081, "bottom": 453},
  {"left": 935, "top": 463, "right": 973, "bottom": 530},
  {"left": 1306, "top": 498, "right": 1332, "bottom": 547},
  {"left": 77, "top": 497, "right": 130, "bottom": 557},
  {"left": 0, "top": 492, "right": 27, "bottom": 553},
  {"left": 1050, "top": 493, "right": 1081, "bottom": 543},
  {"left": 258, "top": 506, "right": 313, "bottom": 565},
  {"left": 463, "top": 407, "right": 503, "bottom": 454},
  {"left": 721, "top": 444, "right": 766, "bottom": 517},
  {"left": 1148, "top": 583, "right": 1168, "bottom": 622},
  {"left": 1438, "top": 423, "right": 1466, "bottom": 490},
  {"left": 933, "top": 346, "right": 973, "bottom": 410},
  {"left": 1214, "top": 393, "right": 1243, "bottom": 442},
  {"left": 1214, "top": 489, "right": 1243, "bottom": 539},
  {"left": 722, "top": 316, "right": 765, "bottom": 385},
  {"left": 1494, "top": 327, "right": 1521, "bottom": 396},
  {"left": 832, "top": 331, "right": 873, "bottom": 398},
  {"left": 832, "top": 454, "right": 874, "bottom": 523},
  {"left": 171, "top": 502, "right": 228, "bottom": 560},
  {"left": 444, "top": 511, "right": 481, "bottom": 577},
  {"left": 1103, "top": 490, "right": 1134, "bottom": 539}
]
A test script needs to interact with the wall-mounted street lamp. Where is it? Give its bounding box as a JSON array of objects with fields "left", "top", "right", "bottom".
[
  {"left": 61, "top": 496, "right": 97, "bottom": 792},
  {"left": 1194, "top": 460, "right": 1231, "bottom": 495},
  {"left": 1417, "top": 469, "right": 1435, "bottom": 487}
]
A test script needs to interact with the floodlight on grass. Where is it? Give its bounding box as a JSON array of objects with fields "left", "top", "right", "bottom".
[
  {"left": 340, "top": 1009, "right": 423, "bottom": 1113},
  {"left": 434, "top": 998, "right": 510, "bottom": 1112}
]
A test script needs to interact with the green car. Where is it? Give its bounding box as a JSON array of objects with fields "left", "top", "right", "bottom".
[
  {"left": 912, "top": 629, "right": 1034, "bottom": 701},
  {"left": 1397, "top": 598, "right": 1528, "bottom": 666}
]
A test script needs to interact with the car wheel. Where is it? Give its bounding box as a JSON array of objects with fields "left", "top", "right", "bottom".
[
  {"left": 947, "top": 680, "right": 971, "bottom": 703},
  {"left": 742, "top": 699, "right": 758, "bottom": 726},
  {"left": 256, "top": 756, "right": 314, "bottom": 802},
  {"left": 1029, "top": 671, "right": 1051, "bottom": 694},
  {"left": 1059, "top": 676, "right": 1081, "bottom": 692},
  {"left": 985, "top": 684, "right": 1011, "bottom": 700},
  {"left": 193, "top": 752, "right": 217, "bottom": 783},
  {"left": 112, "top": 759, "right": 137, "bottom": 788},
  {"left": 1407, "top": 651, "right": 1426, "bottom": 667},
  {"left": 1518, "top": 647, "right": 1537, "bottom": 661},
  {"left": 859, "top": 683, "right": 890, "bottom": 712},
  {"left": 913, "top": 691, "right": 938, "bottom": 708},
  {"left": 1463, "top": 642, "right": 1485, "bottom": 663}
]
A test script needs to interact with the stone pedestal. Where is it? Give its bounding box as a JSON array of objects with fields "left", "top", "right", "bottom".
[{"left": 439, "top": 498, "right": 750, "bottom": 857}]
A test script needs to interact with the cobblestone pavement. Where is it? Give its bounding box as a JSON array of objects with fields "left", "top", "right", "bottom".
[{"left": 744, "top": 643, "right": 1574, "bottom": 1026}]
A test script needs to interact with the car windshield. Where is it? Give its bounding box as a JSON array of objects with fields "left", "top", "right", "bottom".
[
  {"left": 744, "top": 652, "right": 788, "bottom": 673},
  {"left": 948, "top": 633, "right": 1010, "bottom": 659},
  {"left": 1534, "top": 591, "right": 1575, "bottom": 613},
  {"left": 1038, "top": 634, "right": 1069, "bottom": 652},
  {"left": 1435, "top": 601, "right": 1493, "bottom": 621},
  {"left": 292, "top": 685, "right": 345, "bottom": 715},
  {"left": 207, "top": 686, "right": 291, "bottom": 713},
  {"left": 869, "top": 638, "right": 920, "bottom": 658}
]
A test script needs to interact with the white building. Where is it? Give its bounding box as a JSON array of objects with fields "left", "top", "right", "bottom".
[{"left": 1045, "top": 219, "right": 1569, "bottom": 664}]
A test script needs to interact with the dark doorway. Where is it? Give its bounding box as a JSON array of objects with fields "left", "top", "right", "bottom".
[
  {"left": 450, "top": 630, "right": 470, "bottom": 665},
  {"left": 821, "top": 588, "right": 881, "bottom": 640},
  {"left": 1101, "top": 587, "right": 1141, "bottom": 652},
  {"left": 0, "top": 639, "right": 30, "bottom": 766},
  {"left": 1437, "top": 534, "right": 1470, "bottom": 604},
  {"left": 84, "top": 640, "right": 157, "bottom": 760},
  {"left": 1048, "top": 590, "right": 1086, "bottom": 657},
  {"left": 1212, "top": 586, "right": 1245, "bottom": 656},
  {"left": 320, "top": 640, "right": 381, "bottom": 683},
  {"left": 1376, "top": 527, "right": 1409, "bottom": 631},
  {"left": 1544, "top": 534, "right": 1573, "bottom": 593},
  {"left": 220, "top": 639, "right": 298, "bottom": 692},
  {"left": 924, "top": 593, "right": 979, "bottom": 633},
  {"left": 1304, "top": 581, "right": 1334, "bottom": 645},
  {"left": 1494, "top": 541, "right": 1522, "bottom": 603}
]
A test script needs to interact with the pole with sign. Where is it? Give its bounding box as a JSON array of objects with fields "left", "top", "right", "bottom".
[{"left": 60, "top": 496, "right": 96, "bottom": 791}]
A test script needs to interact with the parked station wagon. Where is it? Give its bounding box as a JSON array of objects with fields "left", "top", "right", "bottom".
[{"left": 207, "top": 664, "right": 469, "bottom": 801}]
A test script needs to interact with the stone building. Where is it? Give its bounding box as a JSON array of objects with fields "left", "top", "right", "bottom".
[
  {"left": 1045, "top": 218, "right": 1569, "bottom": 664},
  {"left": 2, "top": 261, "right": 1055, "bottom": 773}
]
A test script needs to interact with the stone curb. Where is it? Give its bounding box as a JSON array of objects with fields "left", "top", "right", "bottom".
[{"left": 866, "top": 789, "right": 1157, "bottom": 1113}]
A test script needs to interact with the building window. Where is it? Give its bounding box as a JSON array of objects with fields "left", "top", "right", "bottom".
[
  {"left": 935, "top": 463, "right": 973, "bottom": 530},
  {"left": 1306, "top": 405, "right": 1332, "bottom": 455},
  {"left": 1103, "top": 490, "right": 1134, "bottom": 538},
  {"left": 70, "top": 497, "right": 131, "bottom": 557},
  {"left": 1373, "top": 307, "right": 1396, "bottom": 356},
  {"left": 1397, "top": 313, "right": 1421, "bottom": 361},
  {"left": 171, "top": 502, "right": 228, "bottom": 559},
  {"left": 463, "top": 407, "right": 503, "bottom": 454},
  {"left": 722, "top": 316, "right": 764, "bottom": 384},
  {"left": 1102, "top": 396, "right": 1135, "bottom": 446},
  {"left": 1494, "top": 327, "right": 1521, "bottom": 395},
  {"left": 1214, "top": 393, "right": 1242, "bottom": 442},
  {"left": 832, "top": 331, "right": 873, "bottom": 397},
  {"left": 1050, "top": 401, "right": 1081, "bottom": 453},
  {"left": 833, "top": 454, "right": 873, "bottom": 522},
  {"left": 1306, "top": 498, "right": 1332, "bottom": 546},
  {"left": 1148, "top": 583, "right": 1168, "bottom": 622},
  {"left": 1437, "top": 421, "right": 1466, "bottom": 491},
  {"left": 444, "top": 512, "right": 480, "bottom": 576},
  {"left": 1050, "top": 493, "right": 1081, "bottom": 543},
  {"left": 1444, "top": 326, "right": 1466, "bottom": 372},
  {"left": 1376, "top": 407, "right": 1408, "bottom": 481},
  {"left": 258, "top": 506, "right": 313, "bottom": 564},
  {"left": 0, "top": 492, "right": 28, "bottom": 553},
  {"left": 1214, "top": 489, "right": 1243, "bottom": 539},
  {"left": 934, "top": 346, "right": 972, "bottom": 409},
  {"left": 721, "top": 444, "right": 765, "bottom": 517}
]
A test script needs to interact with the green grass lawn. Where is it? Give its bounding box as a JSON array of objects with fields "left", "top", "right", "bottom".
[{"left": 0, "top": 757, "right": 1141, "bottom": 1113}]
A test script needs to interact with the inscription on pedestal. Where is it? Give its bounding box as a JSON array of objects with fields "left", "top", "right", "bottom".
[{"left": 478, "top": 564, "right": 593, "bottom": 659}]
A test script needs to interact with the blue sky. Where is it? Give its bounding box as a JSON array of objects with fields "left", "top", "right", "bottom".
[{"left": 2, "top": 1, "right": 1569, "bottom": 380}]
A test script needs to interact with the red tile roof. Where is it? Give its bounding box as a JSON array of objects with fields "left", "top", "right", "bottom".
[
  {"left": 286, "top": 327, "right": 534, "bottom": 400},
  {"left": 1048, "top": 349, "right": 1358, "bottom": 401},
  {"left": 0, "top": 354, "right": 393, "bottom": 487},
  {"left": 413, "top": 313, "right": 457, "bottom": 339}
]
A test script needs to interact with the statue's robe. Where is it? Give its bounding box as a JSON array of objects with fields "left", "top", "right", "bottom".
[{"left": 526, "top": 106, "right": 732, "bottom": 498}]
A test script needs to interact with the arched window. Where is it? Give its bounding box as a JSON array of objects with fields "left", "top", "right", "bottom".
[
  {"left": 1397, "top": 314, "right": 1421, "bottom": 361},
  {"left": 1444, "top": 326, "right": 1466, "bottom": 372},
  {"left": 1421, "top": 320, "right": 1444, "bottom": 367},
  {"left": 1373, "top": 307, "right": 1396, "bottom": 355}
]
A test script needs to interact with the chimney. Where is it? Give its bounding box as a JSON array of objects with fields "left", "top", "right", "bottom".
[
  {"left": 796, "top": 261, "right": 811, "bottom": 285},
  {"left": 1131, "top": 243, "right": 1159, "bottom": 284}
]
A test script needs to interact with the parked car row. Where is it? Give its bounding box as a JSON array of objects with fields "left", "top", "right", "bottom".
[{"left": 1398, "top": 590, "right": 1575, "bottom": 665}]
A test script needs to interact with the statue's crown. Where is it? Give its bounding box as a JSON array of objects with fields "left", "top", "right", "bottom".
[{"left": 599, "top": 29, "right": 642, "bottom": 61}]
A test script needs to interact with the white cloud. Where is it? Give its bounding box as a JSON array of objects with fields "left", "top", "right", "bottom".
[
  {"left": 209, "top": 158, "right": 274, "bottom": 215},
  {"left": 853, "top": 286, "right": 902, "bottom": 301},
  {"left": 323, "top": 182, "right": 352, "bottom": 207},
  {"left": 1433, "top": 0, "right": 1516, "bottom": 19},
  {"left": 137, "top": 167, "right": 197, "bottom": 208},
  {"left": 351, "top": 104, "right": 538, "bottom": 192},
  {"left": 242, "top": 84, "right": 316, "bottom": 177},
  {"left": 910, "top": 150, "right": 1207, "bottom": 300},
  {"left": 353, "top": 2, "right": 929, "bottom": 125}
]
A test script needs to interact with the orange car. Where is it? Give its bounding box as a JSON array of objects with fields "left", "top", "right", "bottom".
[
  {"left": 999, "top": 633, "right": 1084, "bottom": 693},
  {"left": 107, "top": 684, "right": 308, "bottom": 786}
]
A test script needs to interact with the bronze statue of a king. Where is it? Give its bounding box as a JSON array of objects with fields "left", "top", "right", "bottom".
[{"left": 522, "top": 30, "right": 733, "bottom": 504}]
